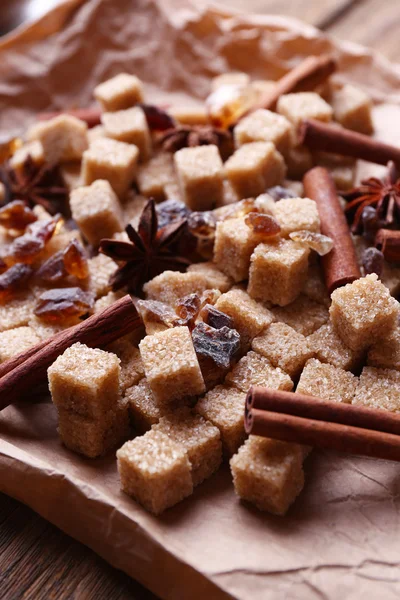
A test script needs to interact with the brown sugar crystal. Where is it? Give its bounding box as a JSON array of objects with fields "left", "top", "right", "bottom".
[
  {"left": 226, "top": 350, "right": 293, "bottom": 393},
  {"left": 296, "top": 358, "right": 358, "bottom": 403},
  {"left": 70, "top": 180, "right": 124, "bottom": 246},
  {"left": 272, "top": 294, "right": 329, "bottom": 337},
  {"left": 230, "top": 436, "right": 304, "bottom": 515},
  {"left": 174, "top": 145, "right": 224, "bottom": 211},
  {"left": 153, "top": 408, "right": 222, "bottom": 486},
  {"left": 117, "top": 429, "right": 193, "bottom": 515},
  {"left": 353, "top": 367, "right": 400, "bottom": 413},
  {"left": 101, "top": 107, "right": 152, "bottom": 161},
  {"left": 224, "top": 142, "right": 286, "bottom": 199},
  {"left": 308, "top": 321, "right": 363, "bottom": 371},
  {"left": 367, "top": 327, "right": 400, "bottom": 371},
  {"left": 94, "top": 73, "right": 144, "bottom": 112},
  {"left": 48, "top": 342, "right": 121, "bottom": 419},
  {"left": 330, "top": 274, "right": 400, "bottom": 352},
  {"left": 248, "top": 239, "right": 310, "bottom": 307},
  {"left": 252, "top": 322, "right": 314, "bottom": 379},
  {"left": 139, "top": 327, "right": 205, "bottom": 404},
  {"left": 82, "top": 138, "right": 138, "bottom": 198},
  {"left": 195, "top": 385, "right": 247, "bottom": 457},
  {"left": 215, "top": 289, "right": 274, "bottom": 352}
]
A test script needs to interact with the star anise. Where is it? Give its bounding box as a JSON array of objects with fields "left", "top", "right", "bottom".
[
  {"left": 99, "top": 199, "right": 191, "bottom": 294},
  {"left": 0, "top": 155, "right": 70, "bottom": 217},
  {"left": 342, "top": 162, "right": 400, "bottom": 233},
  {"left": 159, "top": 125, "right": 234, "bottom": 159}
]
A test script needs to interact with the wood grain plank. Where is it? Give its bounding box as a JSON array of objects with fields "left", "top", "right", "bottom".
[
  {"left": 0, "top": 494, "right": 157, "bottom": 600},
  {"left": 327, "top": 0, "right": 400, "bottom": 61}
]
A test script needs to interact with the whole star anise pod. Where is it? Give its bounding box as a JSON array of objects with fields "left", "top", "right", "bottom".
[
  {"left": 342, "top": 162, "right": 400, "bottom": 233},
  {"left": 0, "top": 155, "right": 70, "bottom": 217},
  {"left": 99, "top": 199, "right": 191, "bottom": 294},
  {"left": 159, "top": 125, "right": 234, "bottom": 160}
]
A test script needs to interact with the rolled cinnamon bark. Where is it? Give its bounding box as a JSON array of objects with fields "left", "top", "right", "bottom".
[
  {"left": 300, "top": 119, "right": 400, "bottom": 166},
  {"left": 255, "top": 55, "right": 337, "bottom": 112},
  {"left": 0, "top": 295, "right": 142, "bottom": 412},
  {"left": 303, "top": 166, "right": 361, "bottom": 293},
  {"left": 38, "top": 108, "right": 101, "bottom": 128}
]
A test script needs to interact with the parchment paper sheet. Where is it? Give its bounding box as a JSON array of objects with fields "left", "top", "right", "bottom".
[{"left": 1, "top": 2, "right": 400, "bottom": 598}]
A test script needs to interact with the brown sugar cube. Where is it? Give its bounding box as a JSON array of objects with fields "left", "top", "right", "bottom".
[
  {"left": 101, "top": 107, "right": 152, "bottom": 161},
  {"left": 224, "top": 142, "right": 286, "bottom": 198},
  {"left": 211, "top": 72, "right": 250, "bottom": 91},
  {"left": 94, "top": 73, "right": 144, "bottom": 111},
  {"left": 272, "top": 294, "right": 329, "bottom": 336},
  {"left": 353, "top": 367, "right": 400, "bottom": 413},
  {"left": 234, "top": 109, "right": 293, "bottom": 156},
  {"left": 26, "top": 115, "right": 88, "bottom": 163},
  {"left": 28, "top": 315, "right": 67, "bottom": 340},
  {"left": 218, "top": 179, "right": 240, "bottom": 207},
  {"left": 248, "top": 239, "right": 310, "bottom": 307},
  {"left": 153, "top": 408, "right": 222, "bottom": 486},
  {"left": 107, "top": 338, "right": 144, "bottom": 392},
  {"left": 368, "top": 327, "right": 400, "bottom": 371},
  {"left": 82, "top": 138, "right": 138, "bottom": 198},
  {"left": 0, "top": 293, "right": 36, "bottom": 332},
  {"left": 187, "top": 262, "right": 233, "bottom": 293},
  {"left": 87, "top": 254, "right": 118, "bottom": 298},
  {"left": 230, "top": 435, "right": 304, "bottom": 515},
  {"left": 277, "top": 92, "right": 333, "bottom": 127},
  {"left": 125, "top": 379, "right": 164, "bottom": 433},
  {"left": 10, "top": 141, "right": 44, "bottom": 170},
  {"left": 137, "top": 153, "right": 175, "bottom": 200},
  {"left": 48, "top": 342, "right": 121, "bottom": 419},
  {"left": 296, "top": 358, "right": 358, "bottom": 403},
  {"left": 381, "top": 263, "right": 400, "bottom": 298},
  {"left": 70, "top": 180, "right": 123, "bottom": 246},
  {"left": 272, "top": 197, "right": 320, "bottom": 237},
  {"left": 169, "top": 105, "right": 209, "bottom": 126},
  {"left": 60, "top": 161, "right": 82, "bottom": 191},
  {"left": 139, "top": 327, "right": 205, "bottom": 404},
  {"left": 213, "top": 216, "right": 280, "bottom": 283},
  {"left": 0, "top": 326, "right": 40, "bottom": 361},
  {"left": 252, "top": 323, "right": 314, "bottom": 379},
  {"left": 301, "top": 263, "right": 330, "bottom": 307},
  {"left": 195, "top": 385, "right": 246, "bottom": 457},
  {"left": 143, "top": 271, "right": 212, "bottom": 307},
  {"left": 117, "top": 429, "right": 193, "bottom": 515},
  {"left": 250, "top": 80, "right": 277, "bottom": 101},
  {"left": 226, "top": 350, "right": 293, "bottom": 393},
  {"left": 286, "top": 145, "right": 313, "bottom": 179},
  {"left": 330, "top": 274, "right": 400, "bottom": 352},
  {"left": 174, "top": 146, "right": 224, "bottom": 211},
  {"left": 308, "top": 321, "right": 363, "bottom": 371},
  {"left": 215, "top": 289, "right": 274, "bottom": 351},
  {"left": 87, "top": 124, "right": 108, "bottom": 144},
  {"left": 331, "top": 84, "right": 373, "bottom": 135},
  {"left": 58, "top": 400, "right": 129, "bottom": 458},
  {"left": 93, "top": 290, "right": 124, "bottom": 313}
]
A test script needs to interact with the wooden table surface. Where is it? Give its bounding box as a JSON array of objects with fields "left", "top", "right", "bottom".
[{"left": 1, "top": 0, "right": 400, "bottom": 598}]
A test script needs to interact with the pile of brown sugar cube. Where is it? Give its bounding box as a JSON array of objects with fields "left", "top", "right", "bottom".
[{"left": 1, "top": 67, "right": 400, "bottom": 516}]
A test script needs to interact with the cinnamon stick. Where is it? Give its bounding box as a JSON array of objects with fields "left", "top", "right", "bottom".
[
  {"left": 38, "top": 108, "right": 102, "bottom": 128},
  {"left": 300, "top": 119, "right": 400, "bottom": 166},
  {"left": 245, "top": 388, "right": 400, "bottom": 462},
  {"left": 0, "top": 295, "right": 142, "bottom": 412},
  {"left": 246, "top": 387, "right": 400, "bottom": 436},
  {"left": 303, "top": 166, "right": 361, "bottom": 293},
  {"left": 375, "top": 228, "right": 400, "bottom": 263},
  {"left": 252, "top": 55, "right": 337, "bottom": 113}
]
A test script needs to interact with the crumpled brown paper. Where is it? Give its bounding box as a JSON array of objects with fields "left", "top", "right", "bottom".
[{"left": 1, "top": 2, "right": 400, "bottom": 599}]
